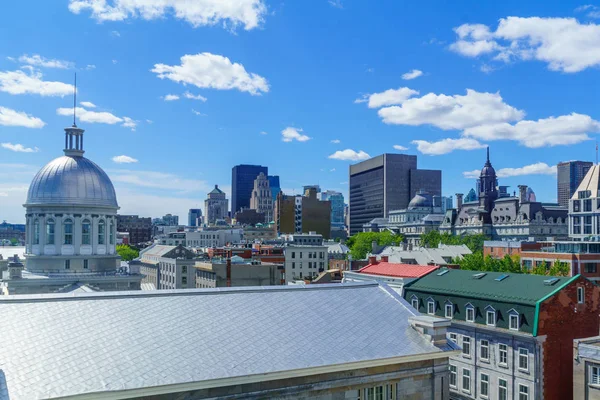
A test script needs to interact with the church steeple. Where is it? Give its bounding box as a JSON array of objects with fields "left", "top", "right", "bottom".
[{"left": 479, "top": 146, "right": 498, "bottom": 210}]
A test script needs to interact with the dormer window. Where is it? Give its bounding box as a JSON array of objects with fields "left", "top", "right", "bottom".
[
  {"left": 410, "top": 295, "right": 419, "bottom": 310},
  {"left": 485, "top": 306, "right": 496, "bottom": 326},
  {"left": 427, "top": 298, "right": 435, "bottom": 315},
  {"left": 465, "top": 303, "right": 475, "bottom": 322},
  {"left": 445, "top": 302, "right": 454, "bottom": 319},
  {"left": 508, "top": 309, "right": 520, "bottom": 331}
]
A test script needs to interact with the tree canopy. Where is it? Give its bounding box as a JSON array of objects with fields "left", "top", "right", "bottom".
[
  {"left": 346, "top": 231, "right": 403, "bottom": 260},
  {"left": 116, "top": 244, "right": 139, "bottom": 262},
  {"left": 420, "top": 230, "right": 488, "bottom": 253}
]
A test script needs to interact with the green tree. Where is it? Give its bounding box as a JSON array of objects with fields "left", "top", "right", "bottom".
[
  {"left": 419, "top": 231, "right": 488, "bottom": 253},
  {"left": 116, "top": 244, "right": 139, "bottom": 261},
  {"left": 9, "top": 238, "right": 18, "bottom": 246},
  {"left": 347, "top": 231, "right": 404, "bottom": 260},
  {"left": 531, "top": 261, "right": 548, "bottom": 276},
  {"left": 549, "top": 259, "right": 570, "bottom": 277}
]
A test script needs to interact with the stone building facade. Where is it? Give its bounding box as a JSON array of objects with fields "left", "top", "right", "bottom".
[
  {"left": 250, "top": 172, "right": 273, "bottom": 223},
  {"left": 275, "top": 188, "right": 331, "bottom": 238},
  {"left": 204, "top": 185, "right": 228, "bottom": 225}
]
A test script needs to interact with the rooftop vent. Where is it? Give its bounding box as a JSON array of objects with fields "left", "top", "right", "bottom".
[
  {"left": 437, "top": 270, "right": 449, "bottom": 276},
  {"left": 495, "top": 274, "right": 509, "bottom": 282},
  {"left": 543, "top": 277, "right": 559, "bottom": 286},
  {"left": 472, "top": 273, "right": 487, "bottom": 279}
]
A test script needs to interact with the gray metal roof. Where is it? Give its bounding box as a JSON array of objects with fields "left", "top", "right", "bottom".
[
  {"left": 0, "top": 282, "right": 446, "bottom": 400},
  {"left": 26, "top": 155, "right": 118, "bottom": 208}
]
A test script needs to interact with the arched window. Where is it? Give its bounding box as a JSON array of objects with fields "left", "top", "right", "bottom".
[
  {"left": 81, "top": 220, "right": 91, "bottom": 245},
  {"left": 98, "top": 220, "right": 105, "bottom": 245},
  {"left": 33, "top": 219, "right": 40, "bottom": 244},
  {"left": 109, "top": 220, "right": 114, "bottom": 245},
  {"left": 46, "top": 219, "right": 55, "bottom": 245},
  {"left": 63, "top": 219, "right": 73, "bottom": 245}
]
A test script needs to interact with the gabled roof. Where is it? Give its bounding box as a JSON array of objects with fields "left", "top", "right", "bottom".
[
  {"left": 140, "top": 244, "right": 177, "bottom": 258},
  {"left": 0, "top": 282, "right": 450, "bottom": 400},
  {"left": 404, "top": 268, "right": 571, "bottom": 305},
  {"left": 358, "top": 262, "right": 439, "bottom": 278}
]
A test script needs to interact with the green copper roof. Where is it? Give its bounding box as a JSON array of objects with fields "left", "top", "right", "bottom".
[{"left": 405, "top": 269, "right": 567, "bottom": 306}]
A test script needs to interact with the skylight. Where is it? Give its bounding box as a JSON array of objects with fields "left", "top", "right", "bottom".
[
  {"left": 437, "top": 270, "right": 449, "bottom": 276},
  {"left": 543, "top": 278, "right": 559, "bottom": 286},
  {"left": 495, "top": 274, "right": 509, "bottom": 282},
  {"left": 472, "top": 273, "right": 486, "bottom": 279}
]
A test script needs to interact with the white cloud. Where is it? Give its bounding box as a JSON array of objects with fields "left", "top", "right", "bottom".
[
  {"left": 259, "top": 131, "right": 268, "bottom": 135},
  {"left": 463, "top": 162, "right": 557, "bottom": 179},
  {"left": 68, "top": 0, "right": 267, "bottom": 31},
  {"left": 0, "top": 69, "right": 74, "bottom": 96},
  {"left": 192, "top": 109, "right": 207, "bottom": 116},
  {"left": 152, "top": 52, "right": 269, "bottom": 95},
  {"left": 393, "top": 144, "right": 408, "bottom": 150},
  {"left": 378, "top": 89, "right": 524, "bottom": 130},
  {"left": 80, "top": 101, "right": 96, "bottom": 108},
  {"left": 450, "top": 17, "right": 600, "bottom": 73},
  {"left": 146, "top": 119, "right": 153, "bottom": 124},
  {"left": 0, "top": 107, "right": 45, "bottom": 128},
  {"left": 112, "top": 155, "right": 138, "bottom": 163},
  {"left": 183, "top": 91, "right": 207, "bottom": 101},
  {"left": 281, "top": 127, "right": 310, "bottom": 142},
  {"left": 331, "top": 139, "right": 341, "bottom": 143},
  {"left": 17, "top": 54, "right": 74, "bottom": 69},
  {"left": 328, "top": 0, "right": 343, "bottom": 9},
  {"left": 329, "top": 168, "right": 336, "bottom": 172},
  {"left": 355, "top": 87, "right": 418, "bottom": 109},
  {"left": 412, "top": 138, "right": 487, "bottom": 155},
  {"left": 328, "top": 149, "right": 371, "bottom": 161},
  {"left": 85, "top": 64, "right": 96, "bottom": 70},
  {"left": 1, "top": 143, "right": 39, "bottom": 153},
  {"left": 163, "top": 94, "right": 180, "bottom": 101},
  {"left": 112, "top": 59, "right": 118, "bottom": 64},
  {"left": 463, "top": 113, "right": 600, "bottom": 148},
  {"left": 575, "top": 5, "right": 600, "bottom": 18},
  {"left": 401, "top": 69, "right": 423, "bottom": 80},
  {"left": 56, "top": 106, "right": 136, "bottom": 130},
  {"left": 111, "top": 30, "right": 121, "bottom": 37}
]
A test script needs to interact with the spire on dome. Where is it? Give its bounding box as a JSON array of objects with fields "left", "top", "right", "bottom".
[{"left": 64, "top": 73, "right": 84, "bottom": 157}]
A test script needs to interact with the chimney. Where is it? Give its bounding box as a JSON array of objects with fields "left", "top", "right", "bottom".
[
  {"left": 368, "top": 256, "right": 377, "bottom": 265},
  {"left": 380, "top": 255, "right": 389, "bottom": 262},
  {"left": 409, "top": 316, "right": 451, "bottom": 348},
  {"left": 456, "top": 193, "right": 463, "bottom": 209},
  {"left": 6, "top": 258, "right": 24, "bottom": 280},
  {"left": 226, "top": 258, "right": 232, "bottom": 287},
  {"left": 518, "top": 185, "right": 528, "bottom": 204}
]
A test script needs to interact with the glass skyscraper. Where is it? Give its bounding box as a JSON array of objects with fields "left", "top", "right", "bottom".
[{"left": 231, "top": 164, "right": 268, "bottom": 214}]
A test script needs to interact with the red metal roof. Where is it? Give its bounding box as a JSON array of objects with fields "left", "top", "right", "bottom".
[{"left": 358, "top": 262, "right": 439, "bottom": 278}]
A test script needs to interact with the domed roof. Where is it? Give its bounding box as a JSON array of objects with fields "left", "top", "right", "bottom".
[
  {"left": 26, "top": 155, "right": 118, "bottom": 208},
  {"left": 408, "top": 191, "right": 433, "bottom": 209},
  {"left": 480, "top": 147, "right": 496, "bottom": 177}
]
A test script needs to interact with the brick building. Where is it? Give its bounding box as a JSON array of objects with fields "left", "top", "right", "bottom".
[
  {"left": 116, "top": 215, "right": 152, "bottom": 245},
  {"left": 275, "top": 188, "right": 331, "bottom": 239},
  {"left": 520, "top": 241, "right": 600, "bottom": 282},
  {"left": 483, "top": 240, "right": 543, "bottom": 259},
  {"left": 404, "top": 269, "right": 600, "bottom": 400}
]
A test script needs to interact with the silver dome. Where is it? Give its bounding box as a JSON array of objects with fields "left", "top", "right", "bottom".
[{"left": 26, "top": 156, "right": 118, "bottom": 208}]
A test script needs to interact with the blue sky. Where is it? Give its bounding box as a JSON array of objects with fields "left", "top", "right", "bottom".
[{"left": 2, "top": 0, "right": 600, "bottom": 223}]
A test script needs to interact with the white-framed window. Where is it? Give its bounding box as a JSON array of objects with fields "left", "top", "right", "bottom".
[
  {"left": 486, "top": 307, "right": 496, "bottom": 326},
  {"left": 45, "top": 219, "right": 55, "bottom": 245},
  {"left": 462, "top": 368, "right": 471, "bottom": 393},
  {"left": 510, "top": 313, "right": 520, "bottom": 331},
  {"left": 81, "top": 219, "right": 91, "bottom": 245},
  {"left": 362, "top": 385, "right": 391, "bottom": 400},
  {"left": 578, "top": 287, "right": 585, "bottom": 304},
  {"left": 445, "top": 303, "right": 453, "bottom": 319},
  {"left": 591, "top": 365, "right": 600, "bottom": 386},
  {"left": 519, "top": 348, "right": 529, "bottom": 371},
  {"left": 462, "top": 336, "right": 471, "bottom": 357},
  {"left": 411, "top": 296, "right": 418, "bottom": 310},
  {"left": 499, "top": 378, "right": 508, "bottom": 400},
  {"left": 449, "top": 332, "right": 457, "bottom": 344},
  {"left": 518, "top": 384, "right": 529, "bottom": 400},
  {"left": 427, "top": 300, "right": 435, "bottom": 315},
  {"left": 480, "top": 339, "right": 489, "bottom": 361},
  {"left": 63, "top": 219, "right": 73, "bottom": 245},
  {"left": 466, "top": 305, "right": 475, "bottom": 322},
  {"left": 499, "top": 344, "right": 508, "bottom": 366},
  {"left": 33, "top": 219, "right": 40, "bottom": 244},
  {"left": 480, "top": 373, "right": 489, "bottom": 398},
  {"left": 98, "top": 220, "right": 105, "bottom": 245},
  {"left": 449, "top": 365, "right": 457, "bottom": 388}
]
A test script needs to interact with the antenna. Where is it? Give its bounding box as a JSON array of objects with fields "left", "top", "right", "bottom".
[{"left": 73, "top": 73, "right": 77, "bottom": 127}]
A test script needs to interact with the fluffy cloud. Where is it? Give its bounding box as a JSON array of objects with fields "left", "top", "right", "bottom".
[
  {"left": 68, "top": 0, "right": 267, "bottom": 31},
  {"left": 260, "top": 131, "right": 268, "bottom": 135},
  {"left": 1, "top": 143, "right": 39, "bottom": 153},
  {"left": 0, "top": 69, "right": 73, "bottom": 96},
  {"left": 191, "top": 109, "right": 207, "bottom": 116},
  {"left": 163, "top": 94, "right": 179, "bottom": 101},
  {"left": 463, "top": 113, "right": 600, "bottom": 148},
  {"left": 401, "top": 69, "right": 423, "bottom": 80},
  {"left": 112, "top": 155, "right": 138, "bottom": 163},
  {"left": 281, "top": 127, "right": 310, "bottom": 142},
  {"left": 183, "top": 91, "right": 207, "bottom": 101},
  {"left": 412, "top": 138, "right": 487, "bottom": 155},
  {"left": 328, "top": 149, "right": 371, "bottom": 161},
  {"left": 0, "top": 107, "right": 45, "bottom": 128},
  {"left": 463, "top": 162, "right": 557, "bottom": 179},
  {"left": 355, "top": 87, "right": 419, "bottom": 108},
  {"left": 331, "top": 139, "right": 341, "bottom": 143},
  {"left": 450, "top": 17, "right": 600, "bottom": 73},
  {"left": 393, "top": 144, "right": 408, "bottom": 150},
  {"left": 80, "top": 101, "right": 96, "bottom": 108},
  {"left": 56, "top": 106, "right": 136, "bottom": 130},
  {"left": 152, "top": 53, "right": 268, "bottom": 95},
  {"left": 378, "top": 89, "right": 524, "bottom": 130},
  {"left": 17, "top": 54, "right": 74, "bottom": 69}
]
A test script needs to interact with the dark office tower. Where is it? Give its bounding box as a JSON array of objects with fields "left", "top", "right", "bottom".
[
  {"left": 268, "top": 175, "right": 281, "bottom": 204},
  {"left": 557, "top": 161, "right": 593, "bottom": 208},
  {"left": 348, "top": 154, "right": 441, "bottom": 235},
  {"left": 188, "top": 208, "right": 202, "bottom": 226},
  {"left": 232, "top": 164, "right": 268, "bottom": 214}
]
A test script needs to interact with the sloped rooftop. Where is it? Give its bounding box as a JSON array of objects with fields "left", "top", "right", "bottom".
[
  {"left": 358, "top": 262, "right": 439, "bottom": 278},
  {"left": 574, "top": 164, "right": 600, "bottom": 198},
  {"left": 0, "top": 282, "right": 449, "bottom": 400}
]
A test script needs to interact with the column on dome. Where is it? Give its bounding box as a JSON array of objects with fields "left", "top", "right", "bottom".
[
  {"left": 74, "top": 214, "right": 81, "bottom": 255},
  {"left": 40, "top": 214, "right": 47, "bottom": 254},
  {"left": 92, "top": 215, "right": 98, "bottom": 255}
]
